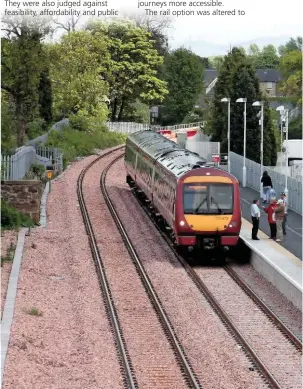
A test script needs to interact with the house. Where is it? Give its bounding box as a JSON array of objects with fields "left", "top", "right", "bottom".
[
  {"left": 256, "top": 69, "right": 282, "bottom": 97},
  {"left": 200, "top": 68, "right": 283, "bottom": 105}
]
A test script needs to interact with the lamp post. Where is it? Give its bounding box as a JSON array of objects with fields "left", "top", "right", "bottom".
[
  {"left": 252, "top": 101, "right": 264, "bottom": 199},
  {"left": 276, "top": 105, "right": 289, "bottom": 196},
  {"left": 221, "top": 97, "right": 231, "bottom": 173},
  {"left": 236, "top": 98, "right": 247, "bottom": 187}
]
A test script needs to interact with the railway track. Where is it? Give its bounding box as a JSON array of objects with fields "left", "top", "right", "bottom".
[
  {"left": 77, "top": 146, "right": 137, "bottom": 389},
  {"left": 77, "top": 149, "right": 202, "bottom": 389},
  {"left": 119, "top": 155, "right": 302, "bottom": 389}
]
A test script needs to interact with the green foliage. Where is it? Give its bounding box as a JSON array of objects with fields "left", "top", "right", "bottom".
[
  {"left": 207, "top": 47, "right": 277, "bottom": 166},
  {"left": 1, "top": 20, "right": 49, "bottom": 146},
  {"left": 27, "top": 118, "right": 48, "bottom": 140},
  {"left": 24, "top": 163, "right": 46, "bottom": 180},
  {"left": 279, "top": 50, "right": 302, "bottom": 104},
  {"left": 278, "top": 36, "right": 302, "bottom": 56},
  {"left": 87, "top": 20, "right": 168, "bottom": 121},
  {"left": 46, "top": 126, "right": 126, "bottom": 163},
  {"left": 27, "top": 307, "right": 43, "bottom": 316},
  {"left": 288, "top": 117, "right": 302, "bottom": 140},
  {"left": 247, "top": 44, "right": 280, "bottom": 69},
  {"left": 208, "top": 56, "right": 224, "bottom": 71},
  {"left": 1, "top": 200, "right": 35, "bottom": 230},
  {"left": 267, "top": 96, "right": 299, "bottom": 104},
  {"left": 1, "top": 91, "right": 17, "bottom": 151},
  {"left": 123, "top": 100, "right": 151, "bottom": 123},
  {"left": 182, "top": 107, "right": 204, "bottom": 123},
  {"left": 161, "top": 48, "right": 204, "bottom": 125},
  {"left": 1, "top": 241, "right": 16, "bottom": 267},
  {"left": 48, "top": 31, "right": 109, "bottom": 122},
  {"left": 38, "top": 69, "right": 53, "bottom": 123}
]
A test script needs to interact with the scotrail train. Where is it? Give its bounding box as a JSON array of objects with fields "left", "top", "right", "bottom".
[{"left": 124, "top": 130, "right": 242, "bottom": 263}]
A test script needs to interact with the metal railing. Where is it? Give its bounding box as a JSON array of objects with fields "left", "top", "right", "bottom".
[
  {"left": 1, "top": 146, "right": 63, "bottom": 180},
  {"left": 229, "top": 151, "right": 302, "bottom": 215}
]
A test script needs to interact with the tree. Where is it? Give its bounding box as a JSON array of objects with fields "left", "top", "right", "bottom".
[
  {"left": 1, "top": 18, "right": 50, "bottom": 145},
  {"left": 38, "top": 68, "right": 53, "bottom": 123},
  {"left": 209, "top": 55, "right": 224, "bottom": 70},
  {"left": 278, "top": 38, "right": 302, "bottom": 104},
  {"left": 248, "top": 44, "right": 279, "bottom": 68},
  {"left": 48, "top": 31, "right": 109, "bottom": 125},
  {"left": 161, "top": 48, "right": 204, "bottom": 125},
  {"left": 207, "top": 48, "right": 277, "bottom": 166},
  {"left": 87, "top": 20, "right": 168, "bottom": 121},
  {"left": 278, "top": 36, "right": 302, "bottom": 55}
]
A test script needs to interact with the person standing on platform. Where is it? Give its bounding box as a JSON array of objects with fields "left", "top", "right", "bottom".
[
  {"left": 251, "top": 199, "right": 260, "bottom": 240},
  {"left": 263, "top": 198, "right": 277, "bottom": 239},
  {"left": 261, "top": 171, "right": 273, "bottom": 204},
  {"left": 280, "top": 192, "right": 288, "bottom": 235},
  {"left": 274, "top": 199, "right": 285, "bottom": 242}
]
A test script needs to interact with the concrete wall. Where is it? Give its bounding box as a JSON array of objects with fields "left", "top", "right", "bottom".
[{"left": 1, "top": 180, "right": 44, "bottom": 223}]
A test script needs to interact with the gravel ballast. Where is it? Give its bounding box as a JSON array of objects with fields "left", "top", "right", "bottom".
[{"left": 2, "top": 153, "right": 123, "bottom": 389}]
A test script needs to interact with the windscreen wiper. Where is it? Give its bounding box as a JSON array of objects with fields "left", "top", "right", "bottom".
[
  {"left": 194, "top": 196, "right": 208, "bottom": 214},
  {"left": 211, "top": 196, "right": 222, "bottom": 214}
]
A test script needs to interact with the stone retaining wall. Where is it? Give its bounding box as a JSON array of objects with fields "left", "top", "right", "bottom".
[{"left": 1, "top": 180, "right": 44, "bottom": 223}]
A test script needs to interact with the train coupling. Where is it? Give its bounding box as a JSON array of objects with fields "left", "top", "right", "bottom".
[{"left": 223, "top": 246, "right": 230, "bottom": 252}]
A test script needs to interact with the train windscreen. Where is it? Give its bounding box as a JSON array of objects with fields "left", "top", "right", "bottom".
[{"left": 183, "top": 183, "right": 233, "bottom": 215}]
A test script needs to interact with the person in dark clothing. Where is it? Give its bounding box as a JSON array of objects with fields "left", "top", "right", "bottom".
[
  {"left": 251, "top": 199, "right": 260, "bottom": 240},
  {"left": 261, "top": 171, "right": 273, "bottom": 204}
]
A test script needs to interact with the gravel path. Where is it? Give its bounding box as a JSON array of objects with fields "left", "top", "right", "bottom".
[
  {"left": 2, "top": 152, "right": 123, "bottom": 389},
  {"left": 83, "top": 154, "right": 189, "bottom": 389},
  {"left": 106, "top": 158, "right": 269, "bottom": 389},
  {"left": 1, "top": 230, "right": 18, "bottom": 319}
]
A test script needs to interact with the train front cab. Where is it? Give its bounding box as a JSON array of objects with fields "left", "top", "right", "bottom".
[{"left": 174, "top": 171, "right": 241, "bottom": 256}]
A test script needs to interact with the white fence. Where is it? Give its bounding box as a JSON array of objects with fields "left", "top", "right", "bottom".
[
  {"left": 106, "top": 121, "right": 206, "bottom": 134},
  {"left": 186, "top": 134, "right": 220, "bottom": 161},
  {"left": 229, "top": 152, "right": 302, "bottom": 215},
  {"left": 1, "top": 146, "right": 63, "bottom": 180}
]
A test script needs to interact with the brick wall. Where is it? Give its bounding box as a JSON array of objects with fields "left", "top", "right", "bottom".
[{"left": 1, "top": 180, "right": 44, "bottom": 223}]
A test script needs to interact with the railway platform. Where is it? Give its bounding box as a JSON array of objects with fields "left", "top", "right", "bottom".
[
  {"left": 240, "top": 186, "right": 302, "bottom": 260},
  {"left": 239, "top": 218, "right": 302, "bottom": 311}
]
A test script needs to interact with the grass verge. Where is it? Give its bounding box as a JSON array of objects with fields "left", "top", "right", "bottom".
[{"left": 46, "top": 126, "right": 126, "bottom": 166}]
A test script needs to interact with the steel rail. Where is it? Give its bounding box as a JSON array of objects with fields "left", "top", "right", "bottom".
[
  {"left": 101, "top": 154, "right": 202, "bottom": 389},
  {"left": 77, "top": 146, "right": 137, "bottom": 389},
  {"left": 128, "top": 174, "right": 296, "bottom": 389}
]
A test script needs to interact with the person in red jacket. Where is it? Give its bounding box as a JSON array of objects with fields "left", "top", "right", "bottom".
[{"left": 263, "top": 198, "right": 277, "bottom": 239}]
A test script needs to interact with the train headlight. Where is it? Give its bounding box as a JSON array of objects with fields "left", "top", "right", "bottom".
[
  {"left": 229, "top": 222, "right": 237, "bottom": 227},
  {"left": 180, "top": 220, "right": 185, "bottom": 226}
]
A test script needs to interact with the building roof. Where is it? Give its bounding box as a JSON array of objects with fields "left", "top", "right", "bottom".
[
  {"left": 204, "top": 68, "right": 282, "bottom": 86},
  {"left": 255, "top": 69, "right": 282, "bottom": 83}
]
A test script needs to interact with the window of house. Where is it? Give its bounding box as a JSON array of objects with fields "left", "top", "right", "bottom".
[{"left": 266, "top": 82, "right": 273, "bottom": 89}]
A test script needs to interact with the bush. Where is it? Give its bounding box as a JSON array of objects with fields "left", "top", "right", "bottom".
[
  {"left": 1, "top": 200, "right": 35, "bottom": 230},
  {"left": 46, "top": 126, "right": 126, "bottom": 164},
  {"left": 27, "top": 118, "right": 49, "bottom": 140},
  {"left": 24, "top": 163, "right": 46, "bottom": 180}
]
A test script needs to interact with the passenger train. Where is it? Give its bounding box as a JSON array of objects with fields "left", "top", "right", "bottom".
[{"left": 124, "top": 130, "right": 242, "bottom": 262}]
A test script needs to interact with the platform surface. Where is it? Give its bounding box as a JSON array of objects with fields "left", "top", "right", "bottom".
[
  {"left": 240, "top": 218, "right": 302, "bottom": 310},
  {"left": 240, "top": 186, "right": 302, "bottom": 260}
]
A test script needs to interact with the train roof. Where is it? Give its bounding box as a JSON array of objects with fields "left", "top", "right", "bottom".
[{"left": 127, "top": 130, "right": 212, "bottom": 178}]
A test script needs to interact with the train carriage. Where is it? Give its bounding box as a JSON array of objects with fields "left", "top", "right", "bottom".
[{"left": 124, "top": 130, "right": 242, "bottom": 262}]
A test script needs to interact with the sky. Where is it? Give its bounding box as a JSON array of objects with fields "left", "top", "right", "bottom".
[
  {"left": 1, "top": 0, "right": 302, "bottom": 56},
  {"left": 113, "top": 0, "right": 303, "bottom": 55}
]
